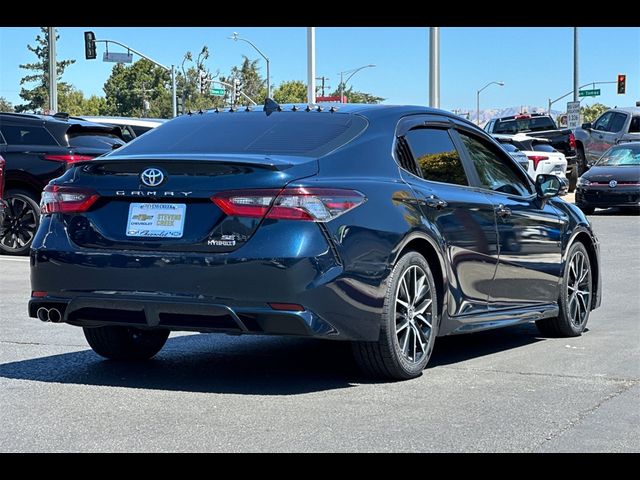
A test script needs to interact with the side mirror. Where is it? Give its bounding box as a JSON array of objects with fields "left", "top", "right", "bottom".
[
  {"left": 535, "top": 174, "right": 562, "bottom": 199},
  {"left": 581, "top": 122, "right": 592, "bottom": 130}
]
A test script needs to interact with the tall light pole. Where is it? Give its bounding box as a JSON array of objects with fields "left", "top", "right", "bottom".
[
  {"left": 338, "top": 64, "right": 376, "bottom": 103},
  {"left": 48, "top": 27, "right": 57, "bottom": 112},
  {"left": 229, "top": 32, "right": 271, "bottom": 98},
  {"left": 573, "top": 27, "right": 579, "bottom": 102},
  {"left": 307, "top": 27, "right": 316, "bottom": 104},
  {"left": 476, "top": 81, "right": 504, "bottom": 126},
  {"left": 429, "top": 27, "right": 440, "bottom": 108}
]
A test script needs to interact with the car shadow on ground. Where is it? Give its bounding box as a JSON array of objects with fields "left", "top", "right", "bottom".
[{"left": 0, "top": 324, "right": 547, "bottom": 395}]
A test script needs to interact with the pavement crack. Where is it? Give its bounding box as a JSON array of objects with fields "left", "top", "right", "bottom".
[
  {"left": 528, "top": 380, "right": 639, "bottom": 452},
  {"left": 437, "top": 365, "right": 638, "bottom": 384}
]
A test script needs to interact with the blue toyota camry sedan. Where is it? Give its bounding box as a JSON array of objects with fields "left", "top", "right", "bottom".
[{"left": 29, "top": 103, "right": 601, "bottom": 380}]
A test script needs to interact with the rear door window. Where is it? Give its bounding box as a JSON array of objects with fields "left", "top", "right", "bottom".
[
  {"left": 404, "top": 128, "right": 469, "bottom": 186},
  {"left": 0, "top": 124, "right": 58, "bottom": 146}
]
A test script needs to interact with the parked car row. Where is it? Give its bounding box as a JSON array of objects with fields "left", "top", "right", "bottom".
[
  {"left": 0, "top": 113, "right": 164, "bottom": 255},
  {"left": 485, "top": 112, "right": 578, "bottom": 190},
  {"left": 494, "top": 133, "right": 568, "bottom": 183}
]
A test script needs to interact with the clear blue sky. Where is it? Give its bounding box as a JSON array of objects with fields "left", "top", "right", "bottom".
[{"left": 1, "top": 27, "right": 638, "bottom": 113}]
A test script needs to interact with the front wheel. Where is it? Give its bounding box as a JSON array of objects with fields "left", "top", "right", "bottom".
[
  {"left": 568, "top": 166, "right": 578, "bottom": 193},
  {"left": 83, "top": 326, "right": 169, "bottom": 360},
  {"left": 536, "top": 242, "right": 592, "bottom": 337},
  {"left": 352, "top": 251, "right": 438, "bottom": 380}
]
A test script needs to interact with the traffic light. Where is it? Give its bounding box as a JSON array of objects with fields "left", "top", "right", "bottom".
[
  {"left": 84, "top": 31, "right": 96, "bottom": 60},
  {"left": 617, "top": 74, "right": 626, "bottom": 95},
  {"left": 234, "top": 79, "right": 243, "bottom": 105}
]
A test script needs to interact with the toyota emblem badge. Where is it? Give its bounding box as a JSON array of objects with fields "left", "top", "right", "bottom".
[{"left": 140, "top": 168, "right": 165, "bottom": 187}]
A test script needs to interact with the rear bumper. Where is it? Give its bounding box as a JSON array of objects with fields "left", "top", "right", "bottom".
[{"left": 29, "top": 216, "right": 386, "bottom": 341}]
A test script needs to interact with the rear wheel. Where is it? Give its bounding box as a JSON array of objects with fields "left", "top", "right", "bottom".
[
  {"left": 83, "top": 326, "right": 169, "bottom": 360},
  {"left": 352, "top": 251, "right": 438, "bottom": 380},
  {"left": 0, "top": 189, "right": 40, "bottom": 256},
  {"left": 536, "top": 242, "right": 592, "bottom": 337},
  {"left": 576, "top": 146, "right": 588, "bottom": 176}
]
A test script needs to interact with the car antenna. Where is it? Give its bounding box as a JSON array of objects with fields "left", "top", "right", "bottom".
[{"left": 263, "top": 97, "right": 281, "bottom": 117}]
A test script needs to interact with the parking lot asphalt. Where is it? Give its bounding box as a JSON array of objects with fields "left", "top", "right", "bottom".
[{"left": 0, "top": 208, "right": 638, "bottom": 452}]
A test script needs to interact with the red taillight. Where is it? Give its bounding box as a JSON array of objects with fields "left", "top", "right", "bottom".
[
  {"left": 0, "top": 155, "right": 5, "bottom": 200},
  {"left": 527, "top": 155, "right": 548, "bottom": 170},
  {"left": 31, "top": 291, "right": 48, "bottom": 298},
  {"left": 44, "top": 154, "right": 95, "bottom": 165},
  {"left": 40, "top": 184, "right": 99, "bottom": 214},
  {"left": 212, "top": 188, "right": 366, "bottom": 222},
  {"left": 568, "top": 132, "right": 576, "bottom": 150}
]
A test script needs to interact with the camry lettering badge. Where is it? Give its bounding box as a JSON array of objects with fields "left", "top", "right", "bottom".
[
  {"left": 609, "top": 180, "right": 617, "bottom": 188},
  {"left": 140, "top": 168, "right": 165, "bottom": 187}
]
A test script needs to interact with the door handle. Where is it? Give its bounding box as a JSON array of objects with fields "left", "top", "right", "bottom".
[
  {"left": 496, "top": 204, "right": 512, "bottom": 218},
  {"left": 423, "top": 195, "right": 448, "bottom": 210}
]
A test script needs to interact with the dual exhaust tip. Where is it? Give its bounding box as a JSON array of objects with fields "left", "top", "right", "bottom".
[{"left": 36, "top": 307, "right": 62, "bottom": 323}]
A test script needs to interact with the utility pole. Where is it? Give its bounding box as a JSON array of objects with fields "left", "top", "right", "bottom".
[
  {"left": 429, "top": 27, "right": 440, "bottom": 108},
  {"left": 316, "top": 76, "right": 330, "bottom": 96},
  {"left": 307, "top": 27, "right": 316, "bottom": 104},
  {"left": 573, "top": 27, "right": 579, "bottom": 102},
  {"left": 48, "top": 27, "right": 57, "bottom": 112}
]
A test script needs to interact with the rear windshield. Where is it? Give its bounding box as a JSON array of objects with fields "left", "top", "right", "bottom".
[
  {"left": 68, "top": 132, "right": 125, "bottom": 149},
  {"left": 499, "top": 142, "right": 518, "bottom": 152},
  {"left": 113, "top": 112, "right": 368, "bottom": 157},
  {"left": 532, "top": 143, "right": 556, "bottom": 153},
  {"left": 493, "top": 116, "right": 556, "bottom": 134}
]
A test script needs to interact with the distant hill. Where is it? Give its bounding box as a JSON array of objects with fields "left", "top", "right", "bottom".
[{"left": 450, "top": 106, "right": 563, "bottom": 126}]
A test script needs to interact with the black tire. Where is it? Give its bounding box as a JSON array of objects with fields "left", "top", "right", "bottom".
[
  {"left": 0, "top": 189, "right": 40, "bottom": 256},
  {"left": 83, "top": 326, "right": 169, "bottom": 360},
  {"left": 536, "top": 242, "right": 592, "bottom": 337},
  {"left": 352, "top": 251, "right": 438, "bottom": 380},
  {"left": 577, "top": 204, "right": 595, "bottom": 215},
  {"left": 576, "top": 145, "right": 588, "bottom": 177},
  {"left": 568, "top": 166, "right": 578, "bottom": 193}
]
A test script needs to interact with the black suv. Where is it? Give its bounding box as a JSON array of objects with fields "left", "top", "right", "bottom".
[{"left": 0, "top": 113, "right": 124, "bottom": 255}]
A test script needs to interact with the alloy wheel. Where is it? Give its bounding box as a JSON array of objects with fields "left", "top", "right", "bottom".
[
  {"left": 394, "top": 265, "right": 434, "bottom": 364},
  {"left": 566, "top": 250, "right": 591, "bottom": 328},
  {"left": 1, "top": 195, "right": 38, "bottom": 251}
]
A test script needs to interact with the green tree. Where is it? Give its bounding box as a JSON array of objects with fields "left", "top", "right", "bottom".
[
  {"left": 273, "top": 80, "right": 307, "bottom": 103},
  {"left": 177, "top": 46, "right": 224, "bottom": 112},
  {"left": 330, "top": 84, "right": 384, "bottom": 104},
  {"left": 58, "top": 87, "right": 107, "bottom": 116},
  {"left": 102, "top": 59, "right": 172, "bottom": 118},
  {"left": 581, "top": 103, "right": 609, "bottom": 123},
  {"left": 220, "top": 56, "right": 267, "bottom": 107},
  {"left": 0, "top": 97, "right": 14, "bottom": 112},
  {"left": 16, "top": 27, "right": 75, "bottom": 113}
]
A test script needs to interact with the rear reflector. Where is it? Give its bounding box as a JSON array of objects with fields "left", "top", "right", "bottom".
[
  {"left": 31, "top": 291, "right": 48, "bottom": 298},
  {"left": 527, "top": 155, "right": 549, "bottom": 170},
  {"left": 41, "top": 184, "right": 99, "bottom": 214},
  {"left": 212, "top": 188, "right": 366, "bottom": 222},
  {"left": 269, "top": 303, "right": 305, "bottom": 311},
  {"left": 44, "top": 154, "right": 95, "bottom": 165}
]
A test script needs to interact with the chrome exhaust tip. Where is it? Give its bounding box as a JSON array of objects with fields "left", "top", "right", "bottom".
[
  {"left": 36, "top": 307, "right": 50, "bottom": 322},
  {"left": 48, "top": 308, "right": 62, "bottom": 323}
]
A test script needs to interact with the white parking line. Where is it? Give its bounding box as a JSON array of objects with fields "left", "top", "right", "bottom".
[{"left": 0, "top": 256, "right": 30, "bottom": 262}]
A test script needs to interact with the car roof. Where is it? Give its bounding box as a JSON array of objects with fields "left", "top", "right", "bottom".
[
  {"left": 493, "top": 133, "right": 550, "bottom": 143},
  {"left": 79, "top": 116, "right": 167, "bottom": 127},
  {"left": 203, "top": 103, "right": 480, "bottom": 129},
  {"left": 607, "top": 107, "right": 640, "bottom": 115},
  {"left": 0, "top": 111, "right": 121, "bottom": 129}
]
